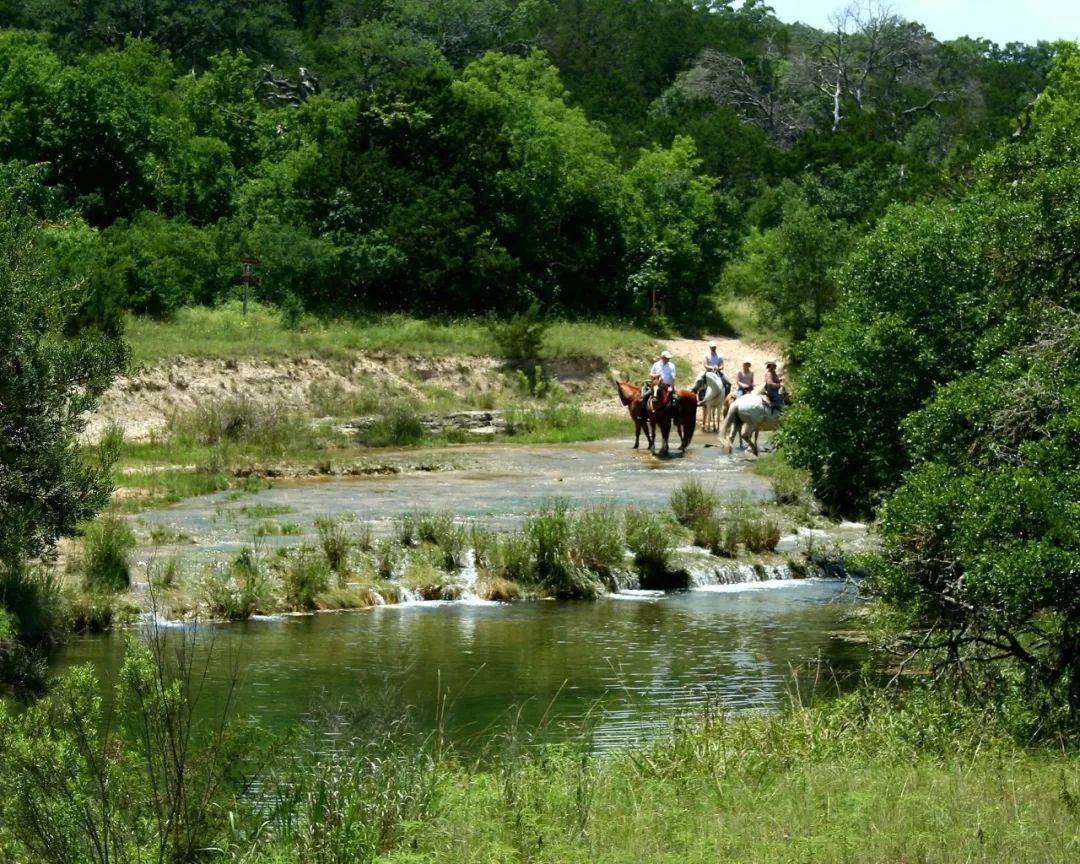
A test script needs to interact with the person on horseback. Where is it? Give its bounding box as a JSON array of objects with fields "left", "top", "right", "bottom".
[
  {"left": 736, "top": 358, "right": 754, "bottom": 397},
  {"left": 643, "top": 350, "right": 678, "bottom": 418},
  {"left": 701, "top": 341, "right": 727, "bottom": 400},
  {"left": 764, "top": 361, "right": 784, "bottom": 412}
]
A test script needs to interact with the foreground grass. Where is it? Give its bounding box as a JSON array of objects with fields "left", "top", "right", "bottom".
[
  {"left": 370, "top": 699, "right": 1080, "bottom": 864},
  {"left": 373, "top": 708, "right": 1080, "bottom": 864},
  {"left": 125, "top": 302, "right": 658, "bottom": 367},
  {"left": 6, "top": 644, "right": 1077, "bottom": 864}
]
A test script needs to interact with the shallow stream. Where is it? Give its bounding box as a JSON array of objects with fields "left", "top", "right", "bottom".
[{"left": 57, "top": 439, "right": 870, "bottom": 753}]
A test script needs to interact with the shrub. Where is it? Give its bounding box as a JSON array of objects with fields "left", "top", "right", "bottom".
[
  {"left": 625, "top": 508, "right": 685, "bottom": 589},
  {"left": 526, "top": 503, "right": 603, "bottom": 597},
  {"left": 0, "top": 564, "right": 64, "bottom": 689},
  {"left": 0, "top": 635, "right": 265, "bottom": 864},
  {"left": 573, "top": 507, "right": 626, "bottom": 582},
  {"left": 354, "top": 522, "right": 375, "bottom": 553},
  {"left": 403, "top": 555, "right": 462, "bottom": 601},
  {"left": 670, "top": 478, "right": 718, "bottom": 527},
  {"left": 280, "top": 548, "right": 331, "bottom": 610},
  {"left": 394, "top": 513, "right": 418, "bottom": 547},
  {"left": 489, "top": 302, "right": 547, "bottom": 362},
  {"left": 374, "top": 539, "right": 401, "bottom": 580},
  {"left": 691, "top": 516, "right": 737, "bottom": 557},
  {"left": 357, "top": 405, "right": 426, "bottom": 447},
  {"left": 491, "top": 533, "right": 533, "bottom": 585},
  {"left": 82, "top": 515, "right": 137, "bottom": 593},
  {"left": 429, "top": 516, "right": 467, "bottom": 571},
  {"left": 169, "top": 396, "right": 317, "bottom": 456},
  {"left": 739, "top": 517, "right": 782, "bottom": 553},
  {"left": 201, "top": 546, "right": 270, "bottom": 620},
  {"left": 315, "top": 517, "right": 350, "bottom": 577},
  {"left": 468, "top": 524, "right": 497, "bottom": 568}
]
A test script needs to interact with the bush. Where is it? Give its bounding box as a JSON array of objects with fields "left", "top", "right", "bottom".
[
  {"left": 572, "top": 507, "right": 626, "bottom": 583},
  {"left": 691, "top": 516, "right": 738, "bottom": 557},
  {"left": 0, "top": 564, "right": 64, "bottom": 690},
  {"left": 526, "top": 503, "right": 602, "bottom": 598},
  {"left": 738, "top": 516, "right": 781, "bottom": 553},
  {"left": 670, "top": 478, "right": 718, "bottom": 527},
  {"left": 357, "top": 405, "right": 425, "bottom": 447},
  {"left": 374, "top": 539, "right": 401, "bottom": 580},
  {"left": 491, "top": 533, "right": 532, "bottom": 585},
  {"left": 0, "top": 635, "right": 265, "bottom": 863},
  {"left": 169, "top": 396, "right": 317, "bottom": 455},
  {"left": 394, "top": 513, "right": 418, "bottom": 547},
  {"left": 280, "top": 548, "right": 332, "bottom": 610},
  {"left": 489, "top": 302, "right": 547, "bottom": 362},
  {"left": 315, "top": 517, "right": 350, "bottom": 577},
  {"left": 82, "top": 515, "right": 137, "bottom": 593},
  {"left": 625, "top": 508, "right": 684, "bottom": 588},
  {"left": 201, "top": 546, "right": 271, "bottom": 620}
]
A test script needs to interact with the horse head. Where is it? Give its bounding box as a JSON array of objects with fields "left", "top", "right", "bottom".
[{"left": 613, "top": 377, "right": 640, "bottom": 407}]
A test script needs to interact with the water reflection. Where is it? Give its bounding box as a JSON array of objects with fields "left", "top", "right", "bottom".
[{"left": 54, "top": 579, "right": 862, "bottom": 753}]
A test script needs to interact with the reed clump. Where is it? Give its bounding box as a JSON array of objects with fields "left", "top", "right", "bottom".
[
  {"left": 670, "top": 477, "right": 719, "bottom": 527},
  {"left": 81, "top": 515, "right": 137, "bottom": 594}
]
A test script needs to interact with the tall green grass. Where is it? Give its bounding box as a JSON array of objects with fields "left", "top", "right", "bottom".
[
  {"left": 125, "top": 303, "right": 658, "bottom": 366},
  {"left": 81, "top": 515, "right": 137, "bottom": 593}
]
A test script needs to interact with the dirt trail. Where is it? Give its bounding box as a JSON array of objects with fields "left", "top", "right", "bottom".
[{"left": 86, "top": 336, "right": 783, "bottom": 442}]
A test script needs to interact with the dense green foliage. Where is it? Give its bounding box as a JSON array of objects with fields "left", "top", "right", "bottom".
[
  {"left": 0, "top": 3, "right": 1054, "bottom": 326},
  {"left": 785, "top": 44, "right": 1080, "bottom": 725}
]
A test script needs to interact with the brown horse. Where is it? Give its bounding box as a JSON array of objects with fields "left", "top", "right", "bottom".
[
  {"left": 614, "top": 378, "right": 697, "bottom": 454},
  {"left": 614, "top": 378, "right": 654, "bottom": 449}
]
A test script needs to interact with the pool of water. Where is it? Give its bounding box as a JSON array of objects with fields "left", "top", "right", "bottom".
[{"left": 54, "top": 578, "right": 862, "bottom": 753}]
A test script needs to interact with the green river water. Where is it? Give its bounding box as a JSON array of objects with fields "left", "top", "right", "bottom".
[{"left": 54, "top": 439, "right": 868, "bottom": 753}]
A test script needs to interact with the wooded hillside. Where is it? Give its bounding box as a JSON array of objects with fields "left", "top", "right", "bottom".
[{"left": 0, "top": 1, "right": 1054, "bottom": 327}]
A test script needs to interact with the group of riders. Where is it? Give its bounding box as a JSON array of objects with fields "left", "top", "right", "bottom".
[{"left": 639, "top": 342, "right": 784, "bottom": 420}]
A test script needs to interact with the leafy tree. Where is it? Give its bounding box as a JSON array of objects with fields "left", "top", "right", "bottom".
[
  {"left": 724, "top": 185, "right": 853, "bottom": 341},
  {"left": 789, "top": 43, "right": 1080, "bottom": 724},
  {"left": 0, "top": 201, "right": 127, "bottom": 570},
  {"left": 622, "top": 136, "right": 736, "bottom": 323},
  {"left": 20, "top": 0, "right": 293, "bottom": 68},
  {"left": 452, "top": 50, "right": 624, "bottom": 311}
]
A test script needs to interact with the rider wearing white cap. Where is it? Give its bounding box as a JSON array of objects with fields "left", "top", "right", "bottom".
[
  {"left": 703, "top": 341, "right": 724, "bottom": 376},
  {"left": 643, "top": 349, "right": 678, "bottom": 416},
  {"left": 702, "top": 339, "right": 729, "bottom": 398},
  {"left": 651, "top": 349, "right": 676, "bottom": 387}
]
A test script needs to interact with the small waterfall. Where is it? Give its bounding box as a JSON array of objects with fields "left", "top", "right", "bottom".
[
  {"left": 457, "top": 548, "right": 483, "bottom": 602},
  {"left": 688, "top": 560, "right": 795, "bottom": 588},
  {"left": 394, "top": 584, "right": 419, "bottom": 604}
]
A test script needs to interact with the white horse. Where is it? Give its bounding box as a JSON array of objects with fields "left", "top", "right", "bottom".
[
  {"left": 719, "top": 392, "right": 783, "bottom": 456},
  {"left": 688, "top": 370, "right": 729, "bottom": 432}
]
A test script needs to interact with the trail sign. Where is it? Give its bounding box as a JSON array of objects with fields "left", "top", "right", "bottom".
[{"left": 239, "top": 256, "right": 259, "bottom": 316}]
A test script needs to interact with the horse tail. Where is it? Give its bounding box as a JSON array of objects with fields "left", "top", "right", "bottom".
[
  {"left": 719, "top": 401, "right": 739, "bottom": 453},
  {"left": 679, "top": 391, "right": 696, "bottom": 448}
]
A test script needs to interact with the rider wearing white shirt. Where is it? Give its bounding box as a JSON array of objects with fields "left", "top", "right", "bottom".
[
  {"left": 642, "top": 350, "right": 677, "bottom": 417},
  {"left": 650, "top": 352, "right": 676, "bottom": 386},
  {"left": 703, "top": 342, "right": 723, "bottom": 375}
]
